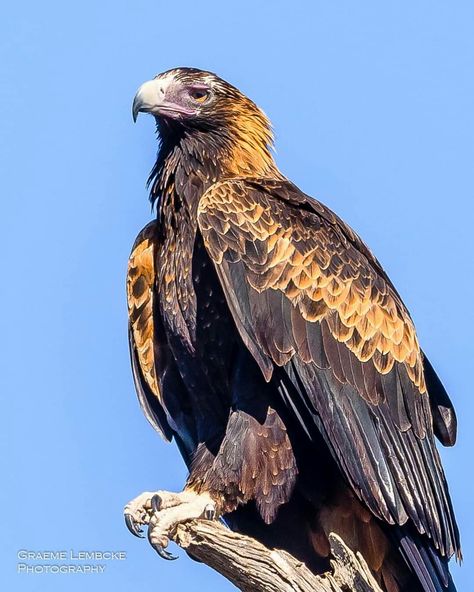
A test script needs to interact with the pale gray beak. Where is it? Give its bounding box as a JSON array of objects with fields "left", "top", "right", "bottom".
[
  {"left": 132, "top": 79, "right": 163, "bottom": 122},
  {"left": 132, "top": 78, "right": 196, "bottom": 122}
]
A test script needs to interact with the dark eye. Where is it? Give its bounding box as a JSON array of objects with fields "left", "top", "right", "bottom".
[{"left": 189, "top": 88, "right": 210, "bottom": 103}]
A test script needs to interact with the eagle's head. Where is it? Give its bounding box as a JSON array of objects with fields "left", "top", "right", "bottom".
[
  {"left": 132, "top": 68, "right": 277, "bottom": 178},
  {"left": 133, "top": 67, "right": 266, "bottom": 129}
]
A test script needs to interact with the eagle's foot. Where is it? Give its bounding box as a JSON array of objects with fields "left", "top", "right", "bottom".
[
  {"left": 124, "top": 490, "right": 183, "bottom": 539},
  {"left": 124, "top": 489, "right": 217, "bottom": 560},
  {"left": 147, "top": 489, "right": 216, "bottom": 559}
]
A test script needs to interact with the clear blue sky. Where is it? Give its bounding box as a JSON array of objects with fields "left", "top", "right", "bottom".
[{"left": 1, "top": 1, "right": 472, "bottom": 590}]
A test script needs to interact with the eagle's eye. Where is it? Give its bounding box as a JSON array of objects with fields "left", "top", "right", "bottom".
[{"left": 189, "top": 87, "right": 210, "bottom": 103}]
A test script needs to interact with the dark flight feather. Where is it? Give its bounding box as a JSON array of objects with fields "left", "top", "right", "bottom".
[{"left": 424, "top": 356, "right": 457, "bottom": 447}]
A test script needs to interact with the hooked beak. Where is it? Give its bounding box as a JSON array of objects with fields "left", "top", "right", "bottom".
[{"left": 132, "top": 78, "right": 195, "bottom": 122}]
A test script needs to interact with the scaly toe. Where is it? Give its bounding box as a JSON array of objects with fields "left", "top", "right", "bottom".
[{"left": 147, "top": 523, "right": 178, "bottom": 560}]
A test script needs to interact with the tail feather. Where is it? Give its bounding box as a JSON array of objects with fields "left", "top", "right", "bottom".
[{"left": 396, "top": 529, "right": 456, "bottom": 592}]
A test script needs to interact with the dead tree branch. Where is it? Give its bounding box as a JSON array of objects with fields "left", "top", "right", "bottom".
[{"left": 172, "top": 520, "right": 382, "bottom": 592}]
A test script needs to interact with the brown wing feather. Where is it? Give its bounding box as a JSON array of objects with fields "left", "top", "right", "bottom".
[
  {"left": 199, "top": 179, "right": 424, "bottom": 395},
  {"left": 127, "top": 222, "right": 161, "bottom": 401},
  {"left": 198, "top": 178, "right": 460, "bottom": 559},
  {"left": 127, "top": 221, "right": 173, "bottom": 440}
]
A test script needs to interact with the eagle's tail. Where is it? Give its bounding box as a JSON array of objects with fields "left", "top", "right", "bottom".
[
  {"left": 394, "top": 528, "right": 457, "bottom": 592},
  {"left": 225, "top": 490, "right": 457, "bottom": 592},
  {"left": 306, "top": 484, "right": 457, "bottom": 592}
]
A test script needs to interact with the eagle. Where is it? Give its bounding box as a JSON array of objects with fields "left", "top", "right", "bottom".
[{"left": 124, "top": 67, "right": 460, "bottom": 592}]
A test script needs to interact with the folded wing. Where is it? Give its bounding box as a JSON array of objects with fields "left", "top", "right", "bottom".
[
  {"left": 127, "top": 222, "right": 196, "bottom": 460},
  {"left": 197, "top": 178, "right": 460, "bottom": 560}
]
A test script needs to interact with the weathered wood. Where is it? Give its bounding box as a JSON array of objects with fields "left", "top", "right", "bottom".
[{"left": 172, "top": 520, "right": 383, "bottom": 592}]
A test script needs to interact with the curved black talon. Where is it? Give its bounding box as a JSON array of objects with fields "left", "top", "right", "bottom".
[
  {"left": 204, "top": 503, "right": 216, "bottom": 521},
  {"left": 125, "top": 514, "right": 144, "bottom": 538},
  {"left": 147, "top": 527, "right": 178, "bottom": 560},
  {"left": 151, "top": 494, "right": 162, "bottom": 514},
  {"left": 155, "top": 545, "right": 178, "bottom": 561}
]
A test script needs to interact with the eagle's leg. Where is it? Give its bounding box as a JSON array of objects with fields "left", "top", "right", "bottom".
[{"left": 124, "top": 489, "right": 217, "bottom": 559}]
